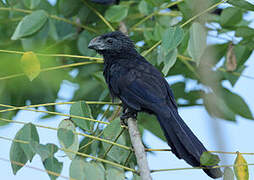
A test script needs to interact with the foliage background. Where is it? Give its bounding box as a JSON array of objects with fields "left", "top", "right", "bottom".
[{"left": 0, "top": 0, "right": 254, "bottom": 179}]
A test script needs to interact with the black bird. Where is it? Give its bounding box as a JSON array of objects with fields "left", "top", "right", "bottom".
[{"left": 88, "top": 31, "right": 223, "bottom": 179}]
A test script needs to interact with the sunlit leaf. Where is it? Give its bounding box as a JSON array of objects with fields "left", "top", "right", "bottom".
[
  {"left": 234, "top": 152, "right": 249, "bottom": 180},
  {"left": 20, "top": 51, "right": 41, "bottom": 81}
]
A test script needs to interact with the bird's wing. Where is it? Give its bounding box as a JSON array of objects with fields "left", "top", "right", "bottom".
[{"left": 116, "top": 63, "right": 171, "bottom": 111}]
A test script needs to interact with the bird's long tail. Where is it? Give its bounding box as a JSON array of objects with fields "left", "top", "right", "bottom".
[{"left": 155, "top": 107, "right": 222, "bottom": 179}]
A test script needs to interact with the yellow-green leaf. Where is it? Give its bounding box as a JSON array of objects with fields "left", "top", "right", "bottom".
[
  {"left": 234, "top": 151, "right": 249, "bottom": 180},
  {"left": 20, "top": 51, "right": 40, "bottom": 81}
]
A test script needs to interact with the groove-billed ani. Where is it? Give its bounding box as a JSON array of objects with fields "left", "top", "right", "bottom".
[{"left": 88, "top": 31, "right": 222, "bottom": 179}]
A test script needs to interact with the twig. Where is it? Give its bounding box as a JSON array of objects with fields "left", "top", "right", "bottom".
[{"left": 128, "top": 118, "right": 152, "bottom": 180}]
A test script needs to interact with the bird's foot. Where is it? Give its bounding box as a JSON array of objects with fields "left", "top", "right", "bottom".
[{"left": 120, "top": 111, "right": 137, "bottom": 126}]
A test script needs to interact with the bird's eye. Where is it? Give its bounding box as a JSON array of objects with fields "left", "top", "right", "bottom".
[{"left": 106, "top": 38, "right": 113, "bottom": 43}]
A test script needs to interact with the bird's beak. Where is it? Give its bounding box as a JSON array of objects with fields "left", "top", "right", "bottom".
[{"left": 88, "top": 36, "right": 105, "bottom": 50}]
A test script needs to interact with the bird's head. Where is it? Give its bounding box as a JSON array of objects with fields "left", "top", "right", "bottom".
[{"left": 88, "top": 31, "right": 135, "bottom": 55}]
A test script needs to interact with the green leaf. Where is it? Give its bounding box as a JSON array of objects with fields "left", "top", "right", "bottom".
[
  {"left": 235, "top": 26, "right": 254, "bottom": 38},
  {"left": 20, "top": 51, "right": 41, "bottom": 81},
  {"left": 204, "top": 93, "right": 236, "bottom": 121},
  {"left": 220, "top": 7, "right": 242, "bottom": 27},
  {"left": 57, "top": 128, "right": 74, "bottom": 148},
  {"left": 105, "top": 5, "right": 129, "bottom": 22},
  {"left": 162, "top": 48, "right": 178, "bottom": 76},
  {"left": 188, "top": 22, "right": 207, "bottom": 65},
  {"left": 138, "top": 113, "right": 166, "bottom": 142},
  {"left": 221, "top": 88, "right": 253, "bottom": 120},
  {"left": 23, "top": 0, "right": 41, "bottom": 9},
  {"left": 70, "top": 101, "right": 94, "bottom": 131},
  {"left": 234, "top": 44, "right": 252, "bottom": 67},
  {"left": 228, "top": 0, "right": 254, "bottom": 11},
  {"left": 10, "top": 138, "right": 28, "bottom": 174},
  {"left": 138, "top": 0, "right": 152, "bottom": 15},
  {"left": 133, "top": 174, "right": 142, "bottom": 180},
  {"left": 11, "top": 10, "right": 48, "bottom": 40},
  {"left": 58, "top": 0, "right": 81, "bottom": 17},
  {"left": 153, "top": 23, "right": 165, "bottom": 41},
  {"left": 6, "top": 0, "right": 19, "bottom": 6},
  {"left": 9, "top": 123, "right": 39, "bottom": 174},
  {"left": 78, "top": 31, "right": 95, "bottom": 56},
  {"left": 70, "top": 158, "right": 105, "bottom": 180},
  {"left": 57, "top": 119, "right": 78, "bottom": 160},
  {"left": 18, "top": 123, "right": 39, "bottom": 161},
  {"left": 200, "top": 151, "right": 220, "bottom": 166},
  {"left": 223, "top": 65, "right": 246, "bottom": 86},
  {"left": 43, "top": 157, "right": 63, "bottom": 180},
  {"left": 223, "top": 167, "right": 234, "bottom": 180},
  {"left": 162, "top": 26, "right": 184, "bottom": 52},
  {"left": 105, "top": 165, "right": 125, "bottom": 180},
  {"left": 21, "top": 20, "right": 49, "bottom": 51},
  {"left": 234, "top": 152, "right": 249, "bottom": 180},
  {"left": 32, "top": 143, "right": 58, "bottom": 161},
  {"left": 103, "top": 118, "right": 122, "bottom": 140},
  {"left": 102, "top": 118, "right": 129, "bottom": 163}
]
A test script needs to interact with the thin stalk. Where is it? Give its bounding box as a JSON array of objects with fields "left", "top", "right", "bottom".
[
  {"left": 0, "top": 117, "right": 131, "bottom": 151},
  {"left": 0, "top": 104, "right": 108, "bottom": 125}
]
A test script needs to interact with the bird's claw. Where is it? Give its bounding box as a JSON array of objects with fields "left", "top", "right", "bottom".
[{"left": 120, "top": 111, "right": 137, "bottom": 126}]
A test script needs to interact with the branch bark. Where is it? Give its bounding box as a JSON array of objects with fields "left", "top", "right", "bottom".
[{"left": 127, "top": 118, "right": 152, "bottom": 180}]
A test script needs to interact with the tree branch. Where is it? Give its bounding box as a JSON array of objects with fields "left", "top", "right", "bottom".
[{"left": 127, "top": 118, "right": 152, "bottom": 180}]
